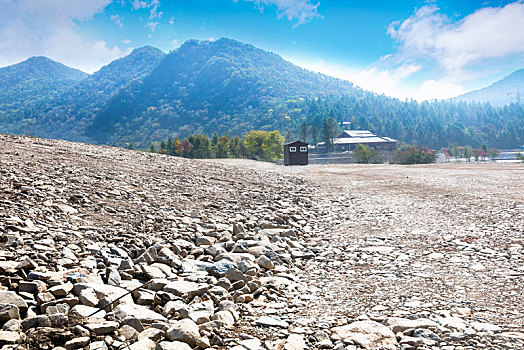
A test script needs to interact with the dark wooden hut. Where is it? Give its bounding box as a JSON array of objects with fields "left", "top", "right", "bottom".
[{"left": 284, "top": 141, "right": 308, "bottom": 166}]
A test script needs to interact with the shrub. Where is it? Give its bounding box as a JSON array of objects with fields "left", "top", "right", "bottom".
[{"left": 391, "top": 145, "right": 437, "bottom": 164}]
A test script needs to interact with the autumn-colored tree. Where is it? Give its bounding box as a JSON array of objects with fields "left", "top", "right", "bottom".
[
  {"left": 217, "top": 135, "right": 230, "bottom": 158},
  {"left": 181, "top": 139, "right": 192, "bottom": 158},
  {"left": 174, "top": 137, "right": 183, "bottom": 156}
]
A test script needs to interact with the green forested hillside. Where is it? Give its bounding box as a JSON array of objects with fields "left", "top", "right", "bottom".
[
  {"left": 0, "top": 57, "right": 87, "bottom": 126},
  {"left": 87, "top": 38, "right": 362, "bottom": 145},
  {"left": 0, "top": 46, "right": 165, "bottom": 140},
  {"left": 0, "top": 38, "right": 523, "bottom": 149}
]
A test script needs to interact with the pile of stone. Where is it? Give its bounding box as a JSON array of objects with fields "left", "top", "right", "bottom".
[
  {"left": 0, "top": 134, "right": 319, "bottom": 349},
  {"left": 2, "top": 134, "right": 524, "bottom": 350}
]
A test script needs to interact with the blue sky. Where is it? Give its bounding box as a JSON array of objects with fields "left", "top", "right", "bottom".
[{"left": 1, "top": 0, "right": 524, "bottom": 100}]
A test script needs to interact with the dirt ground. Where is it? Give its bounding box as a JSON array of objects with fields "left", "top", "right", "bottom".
[{"left": 213, "top": 160, "right": 524, "bottom": 330}]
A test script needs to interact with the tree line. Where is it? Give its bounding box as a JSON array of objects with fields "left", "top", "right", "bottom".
[
  {"left": 280, "top": 94, "right": 524, "bottom": 150},
  {"left": 144, "top": 130, "right": 284, "bottom": 162}
]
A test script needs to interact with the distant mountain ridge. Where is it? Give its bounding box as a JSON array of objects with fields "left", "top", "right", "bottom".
[
  {"left": 0, "top": 38, "right": 522, "bottom": 149},
  {"left": 454, "top": 69, "right": 524, "bottom": 106},
  {"left": 0, "top": 56, "right": 87, "bottom": 113}
]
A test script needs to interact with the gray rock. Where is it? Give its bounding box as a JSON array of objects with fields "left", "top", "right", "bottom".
[
  {"left": 118, "top": 324, "right": 138, "bottom": 340},
  {"left": 64, "top": 336, "right": 90, "bottom": 350},
  {"left": 105, "top": 267, "right": 121, "bottom": 286},
  {"left": 384, "top": 317, "right": 438, "bottom": 334},
  {"left": 254, "top": 316, "right": 289, "bottom": 328},
  {"left": 184, "top": 300, "right": 214, "bottom": 324},
  {"left": 211, "top": 310, "right": 235, "bottom": 327},
  {"left": 237, "top": 338, "right": 264, "bottom": 350},
  {"left": 412, "top": 328, "right": 441, "bottom": 342},
  {"left": 284, "top": 334, "right": 306, "bottom": 350},
  {"left": 0, "top": 304, "right": 20, "bottom": 323},
  {"left": 21, "top": 313, "right": 67, "bottom": 329},
  {"left": 163, "top": 280, "right": 209, "bottom": 300},
  {"left": 156, "top": 341, "right": 193, "bottom": 350},
  {"left": 79, "top": 288, "right": 98, "bottom": 307},
  {"left": 0, "top": 291, "right": 28, "bottom": 314},
  {"left": 114, "top": 303, "right": 167, "bottom": 323},
  {"left": 128, "top": 338, "right": 156, "bottom": 350},
  {"left": 49, "top": 282, "right": 74, "bottom": 297},
  {"left": 73, "top": 283, "right": 134, "bottom": 304},
  {"left": 84, "top": 321, "right": 119, "bottom": 334},
  {"left": 88, "top": 341, "right": 108, "bottom": 350},
  {"left": 208, "top": 260, "right": 237, "bottom": 277},
  {"left": 331, "top": 320, "right": 398, "bottom": 350},
  {"left": 138, "top": 327, "right": 165, "bottom": 341},
  {"left": 70, "top": 304, "right": 106, "bottom": 318},
  {"left": 0, "top": 330, "right": 21, "bottom": 345},
  {"left": 166, "top": 319, "right": 200, "bottom": 347},
  {"left": 257, "top": 255, "right": 275, "bottom": 270}
]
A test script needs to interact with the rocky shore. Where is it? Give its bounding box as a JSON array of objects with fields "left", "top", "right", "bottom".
[{"left": 0, "top": 134, "right": 523, "bottom": 349}]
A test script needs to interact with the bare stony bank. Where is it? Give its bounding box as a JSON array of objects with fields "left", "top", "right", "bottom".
[{"left": 0, "top": 133, "right": 523, "bottom": 350}]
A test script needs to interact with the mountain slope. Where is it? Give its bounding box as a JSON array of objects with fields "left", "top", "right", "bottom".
[
  {"left": 454, "top": 69, "right": 524, "bottom": 106},
  {"left": 87, "top": 38, "right": 363, "bottom": 145},
  {"left": 0, "top": 56, "right": 87, "bottom": 114},
  {"left": 5, "top": 46, "right": 166, "bottom": 141}
]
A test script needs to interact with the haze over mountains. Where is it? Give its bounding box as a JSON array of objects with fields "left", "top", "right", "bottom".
[
  {"left": 0, "top": 38, "right": 523, "bottom": 149},
  {"left": 454, "top": 69, "right": 524, "bottom": 107}
]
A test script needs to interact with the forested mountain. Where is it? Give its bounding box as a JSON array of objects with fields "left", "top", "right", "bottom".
[
  {"left": 0, "top": 38, "right": 522, "bottom": 149},
  {"left": 87, "top": 38, "right": 362, "bottom": 145},
  {"left": 0, "top": 46, "right": 165, "bottom": 140},
  {"left": 289, "top": 94, "right": 524, "bottom": 150},
  {"left": 454, "top": 69, "right": 524, "bottom": 106},
  {"left": 0, "top": 57, "right": 87, "bottom": 120}
]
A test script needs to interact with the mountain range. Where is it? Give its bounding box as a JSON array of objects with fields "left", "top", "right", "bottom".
[
  {"left": 0, "top": 38, "right": 522, "bottom": 149},
  {"left": 454, "top": 69, "right": 524, "bottom": 106}
]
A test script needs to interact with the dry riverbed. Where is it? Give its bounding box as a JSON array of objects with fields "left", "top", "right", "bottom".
[
  {"left": 214, "top": 160, "right": 524, "bottom": 349},
  {"left": 0, "top": 133, "right": 523, "bottom": 350}
]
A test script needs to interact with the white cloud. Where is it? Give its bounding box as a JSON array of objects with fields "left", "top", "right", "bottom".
[
  {"left": 111, "top": 14, "right": 124, "bottom": 28},
  {"left": 146, "top": 21, "right": 158, "bottom": 32},
  {"left": 290, "top": 58, "right": 421, "bottom": 100},
  {"left": 122, "top": 38, "right": 132, "bottom": 44},
  {"left": 132, "top": 0, "right": 162, "bottom": 32},
  {"left": 171, "top": 38, "right": 179, "bottom": 47},
  {"left": 169, "top": 16, "right": 174, "bottom": 25},
  {"left": 236, "top": 0, "right": 320, "bottom": 26},
  {"left": 388, "top": 1, "right": 524, "bottom": 76},
  {"left": 0, "top": 0, "right": 130, "bottom": 73},
  {"left": 415, "top": 80, "right": 466, "bottom": 101}
]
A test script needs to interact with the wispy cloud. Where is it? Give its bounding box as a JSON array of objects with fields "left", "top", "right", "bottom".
[
  {"left": 132, "top": 0, "right": 163, "bottom": 32},
  {"left": 111, "top": 14, "right": 124, "bottom": 28},
  {"left": 236, "top": 0, "right": 321, "bottom": 26},
  {"left": 0, "top": 0, "right": 130, "bottom": 73}
]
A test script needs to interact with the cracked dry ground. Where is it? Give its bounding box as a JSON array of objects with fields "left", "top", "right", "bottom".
[{"left": 221, "top": 160, "right": 524, "bottom": 349}]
